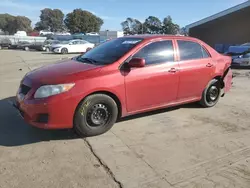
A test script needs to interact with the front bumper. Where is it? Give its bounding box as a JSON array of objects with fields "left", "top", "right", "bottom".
[
  {"left": 14, "top": 95, "right": 75, "bottom": 129},
  {"left": 53, "top": 48, "right": 61, "bottom": 53},
  {"left": 14, "top": 79, "right": 78, "bottom": 129}
]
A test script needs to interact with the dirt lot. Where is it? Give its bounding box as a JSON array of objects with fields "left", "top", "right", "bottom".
[{"left": 1, "top": 49, "right": 250, "bottom": 188}]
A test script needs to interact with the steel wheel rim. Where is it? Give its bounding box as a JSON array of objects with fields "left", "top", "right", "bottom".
[
  {"left": 86, "top": 103, "right": 110, "bottom": 127},
  {"left": 207, "top": 85, "right": 219, "bottom": 102}
]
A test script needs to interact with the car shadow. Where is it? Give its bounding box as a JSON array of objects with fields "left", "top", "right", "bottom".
[
  {"left": 0, "top": 96, "right": 78, "bottom": 147},
  {"left": 118, "top": 102, "right": 201, "bottom": 123},
  {"left": 0, "top": 96, "right": 202, "bottom": 147}
]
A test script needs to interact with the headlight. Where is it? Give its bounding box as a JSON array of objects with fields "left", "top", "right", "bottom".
[{"left": 34, "top": 83, "right": 75, "bottom": 99}]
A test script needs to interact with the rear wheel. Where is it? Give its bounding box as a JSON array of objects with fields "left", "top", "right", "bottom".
[
  {"left": 74, "top": 94, "right": 118, "bottom": 137},
  {"left": 24, "top": 46, "right": 29, "bottom": 51},
  {"left": 61, "top": 48, "right": 68, "bottom": 54},
  {"left": 0, "top": 45, "right": 2, "bottom": 50},
  {"left": 200, "top": 79, "right": 221, "bottom": 107}
]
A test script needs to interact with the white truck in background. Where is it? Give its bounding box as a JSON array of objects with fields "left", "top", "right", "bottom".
[{"left": 14, "top": 31, "right": 27, "bottom": 37}]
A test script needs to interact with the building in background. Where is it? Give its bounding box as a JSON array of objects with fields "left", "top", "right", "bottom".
[
  {"left": 99, "top": 31, "right": 124, "bottom": 41},
  {"left": 186, "top": 1, "right": 250, "bottom": 52}
]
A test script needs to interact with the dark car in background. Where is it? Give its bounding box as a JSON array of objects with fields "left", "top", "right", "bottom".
[
  {"left": 14, "top": 41, "right": 46, "bottom": 51},
  {"left": 232, "top": 52, "right": 250, "bottom": 67}
]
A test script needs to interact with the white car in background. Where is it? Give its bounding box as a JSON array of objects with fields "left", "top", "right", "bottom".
[
  {"left": 51, "top": 40, "right": 95, "bottom": 54},
  {"left": 86, "top": 32, "right": 99, "bottom": 36}
]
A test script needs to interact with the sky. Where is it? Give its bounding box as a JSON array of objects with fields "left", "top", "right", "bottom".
[{"left": 0, "top": 0, "right": 247, "bottom": 31}]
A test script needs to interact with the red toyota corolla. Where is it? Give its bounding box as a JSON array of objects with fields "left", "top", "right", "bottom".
[{"left": 15, "top": 35, "right": 233, "bottom": 136}]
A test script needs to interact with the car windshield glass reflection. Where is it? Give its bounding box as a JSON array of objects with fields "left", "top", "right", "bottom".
[{"left": 77, "top": 37, "right": 144, "bottom": 65}]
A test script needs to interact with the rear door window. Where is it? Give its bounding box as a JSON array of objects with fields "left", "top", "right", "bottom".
[{"left": 178, "top": 40, "right": 208, "bottom": 61}]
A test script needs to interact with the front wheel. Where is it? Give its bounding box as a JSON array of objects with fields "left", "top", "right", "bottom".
[
  {"left": 61, "top": 48, "right": 68, "bottom": 54},
  {"left": 200, "top": 79, "right": 221, "bottom": 107},
  {"left": 74, "top": 94, "right": 118, "bottom": 137}
]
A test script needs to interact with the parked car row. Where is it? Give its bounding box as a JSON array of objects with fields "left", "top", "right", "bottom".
[{"left": 0, "top": 39, "right": 96, "bottom": 54}]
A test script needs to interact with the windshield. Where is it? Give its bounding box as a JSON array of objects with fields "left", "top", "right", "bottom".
[
  {"left": 77, "top": 37, "right": 143, "bottom": 64},
  {"left": 58, "top": 40, "right": 70, "bottom": 44}
]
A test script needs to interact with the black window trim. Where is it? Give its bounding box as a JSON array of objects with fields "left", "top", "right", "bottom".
[
  {"left": 176, "top": 39, "right": 212, "bottom": 62},
  {"left": 201, "top": 45, "right": 211, "bottom": 58}
]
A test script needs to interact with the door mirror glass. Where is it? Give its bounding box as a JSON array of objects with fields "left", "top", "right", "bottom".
[{"left": 128, "top": 58, "right": 145, "bottom": 68}]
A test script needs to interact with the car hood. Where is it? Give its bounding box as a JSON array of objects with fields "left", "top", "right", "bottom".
[
  {"left": 51, "top": 44, "right": 68, "bottom": 48},
  {"left": 26, "top": 59, "right": 102, "bottom": 85},
  {"left": 228, "top": 46, "right": 250, "bottom": 53}
]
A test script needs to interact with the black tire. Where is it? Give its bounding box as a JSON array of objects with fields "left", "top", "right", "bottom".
[
  {"left": 0, "top": 45, "right": 2, "bottom": 50},
  {"left": 61, "top": 48, "right": 68, "bottom": 54},
  {"left": 200, "top": 79, "right": 221, "bottom": 107},
  {"left": 74, "top": 94, "right": 118, "bottom": 137}
]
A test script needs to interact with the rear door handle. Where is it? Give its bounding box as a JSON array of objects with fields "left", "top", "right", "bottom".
[
  {"left": 168, "top": 68, "right": 178, "bottom": 73},
  {"left": 206, "top": 63, "right": 214, "bottom": 67}
]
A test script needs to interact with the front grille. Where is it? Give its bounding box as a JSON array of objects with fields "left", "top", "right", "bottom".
[
  {"left": 20, "top": 84, "right": 31, "bottom": 95},
  {"left": 51, "top": 47, "right": 57, "bottom": 51}
]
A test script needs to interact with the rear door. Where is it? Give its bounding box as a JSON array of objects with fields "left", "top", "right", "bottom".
[
  {"left": 78, "top": 40, "right": 89, "bottom": 52},
  {"left": 69, "top": 41, "right": 79, "bottom": 53},
  {"left": 176, "top": 40, "right": 215, "bottom": 100}
]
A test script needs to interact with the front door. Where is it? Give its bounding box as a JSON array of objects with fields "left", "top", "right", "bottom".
[
  {"left": 124, "top": 40, "right": 180, "bottom": 113},
  {"left": 176, "top": 40, "right": 215, "bottom": 100}
]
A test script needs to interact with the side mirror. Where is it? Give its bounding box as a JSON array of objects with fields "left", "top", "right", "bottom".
[{"left": 128, "top": 58, "right": 145, "bottom": 68}]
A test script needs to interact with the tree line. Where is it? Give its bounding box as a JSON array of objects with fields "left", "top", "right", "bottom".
[
  {"left": 0, "top": 8, "right": 103, "bottom": 35},
  {"left": 0, "top": 8, "right": 186, "bottom": 35},
  {"left": 121, "top": 16, "right": 182, "bottom": 35}
]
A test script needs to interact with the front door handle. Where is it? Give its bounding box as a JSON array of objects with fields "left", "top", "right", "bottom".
[
  {"left": 206, "top": 63, "right": 214, "bottom": 67},
  {"left": 168, "top": 68, "right": 178, "bottom": 73}
]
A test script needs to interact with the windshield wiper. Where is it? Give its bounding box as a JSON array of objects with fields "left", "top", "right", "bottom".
[{"left": 78, "top": 57, "right": 97, "bottom": 64}]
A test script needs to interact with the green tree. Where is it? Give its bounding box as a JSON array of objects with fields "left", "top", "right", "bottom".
[
  {"left": 14, "top": 16, "right": 32, "bottom": 32},
  {"left": 162, "top": 16, "right": 180, "bottom": 34},
  {"left": 180, "top": 27, "right": 189, "bottom": 36},
  {"left": 144, "top": 16, "right": 162, "bottom": 34},
  {"left": 35, "top": 8, "right": 64, "bottom": 32},
  {"left": 64, "top": 9, "right": 103, "bottom": 33},
  {"left": 0, "top": 14, "right": 14, "bottom": 34},
  {"left": 0, "top": 14, "right": 31, "bottom": 34},
  {"left": 121, "top": 18, "right": 143, "bottom": 35}
]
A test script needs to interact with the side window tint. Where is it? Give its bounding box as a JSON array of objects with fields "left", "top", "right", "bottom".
[
  {"left": 177, "top": 40, "right": 204, "bottom": 61},
  {"left": 133, "top": 40, "right": 174, "bottom": 65},
  {"left": 202, "top": 47, "right": 210, "bottom": 58}
]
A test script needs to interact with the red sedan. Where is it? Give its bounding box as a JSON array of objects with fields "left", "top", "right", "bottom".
[{"left": 15, "top": 35, "right": 233, "bottom": 137}]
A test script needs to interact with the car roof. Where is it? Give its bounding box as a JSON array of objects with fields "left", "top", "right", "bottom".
[
  {"left": 123, "top": 34, "right": 198, "bottom": 41},
  {"left": 70, "top": 39, "right": 83, "bottom": 42}
]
